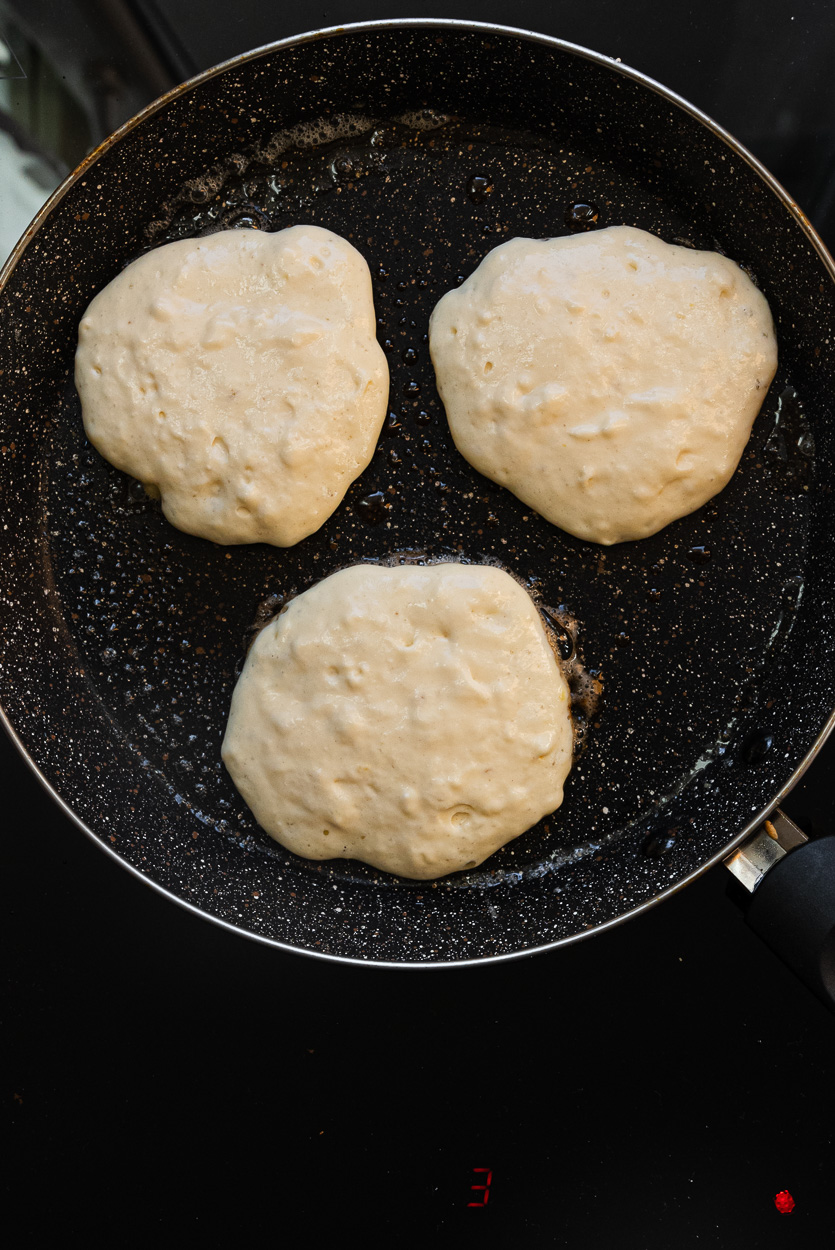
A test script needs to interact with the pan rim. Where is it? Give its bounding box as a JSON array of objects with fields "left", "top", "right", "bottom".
[{"left": 2, "top": 16, "right": 834, "bottom": 969}]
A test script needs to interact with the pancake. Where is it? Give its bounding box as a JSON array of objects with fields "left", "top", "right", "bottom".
[
  {"left": 222, "top": 562, "right": 574, "bottom": 879},
  {"left": 429, "top": 225, "right": 777, "bottom": 544},
  {"left": 75, "top": 225, "right": 388, "bottom": 546}
]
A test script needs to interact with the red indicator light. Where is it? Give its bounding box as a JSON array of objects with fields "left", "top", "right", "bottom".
[
  {"left": 468, "top": 1168, "right": 492, "bottom": 1207},
  {"left": 774, "top": 1190, "right": 795, "bottom": 1214}
]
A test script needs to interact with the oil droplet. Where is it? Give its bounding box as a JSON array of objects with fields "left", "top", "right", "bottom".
[
  {"left": 417, "top": 409, "right": 431, "bottom": 424},
  {"left": 687, "top": 545, "right": 712, "bottom": 564},
  {"left": 467, "top": 175, "right": 494, "bottom": 203},
  {"left": 541, "top": 607, "right": 576, "bottom": 661},
  {"left": 381, "top": 411, "right": 401, "bottom": 436},
  {"left": 647, "top": 587, "right": 662, "bottom": 602},
  {"left": 404, "top": 380, "right": 420, "bottom": 395},
  {"left": 357, "top": 491, "right": 391, "bottom": 525},
  {"left": 222, "top": 202, "right": 270, "bottom": 230},
  {"left": 741, "top": 729, "right": 773, "bottom": 765},
  {"left": 402, "top": 347, "right": 418, "bottom": 364},
  {"left": 643, "top": 828, "right": 679, "bottom": 856},
  {"left": 565, "top": 202, "right": 599, "bottom": 231},
  {"left": 797, "top": 430, "right": 814, "bottom": 458}
]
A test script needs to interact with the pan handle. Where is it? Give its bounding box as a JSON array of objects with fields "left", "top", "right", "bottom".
[{"left": 724, "top": 811, "right": 835, "bottom": 1013}]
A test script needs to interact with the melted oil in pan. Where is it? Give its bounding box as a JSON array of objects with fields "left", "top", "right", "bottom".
[{"left": 46, "top": 112, "right": 815, "bottom": 890}]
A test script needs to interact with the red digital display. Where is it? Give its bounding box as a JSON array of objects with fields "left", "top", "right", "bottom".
[
  {"left": 468, "top": 1168, "right": 493, "bottom": 1207},
  {"left": 774, "top": 1190, "right": 795, "bottom": 1214}
]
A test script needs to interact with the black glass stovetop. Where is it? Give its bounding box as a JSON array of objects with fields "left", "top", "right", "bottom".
[{"left": 3, "top": 3, "right": 834, "bottom": 1244}]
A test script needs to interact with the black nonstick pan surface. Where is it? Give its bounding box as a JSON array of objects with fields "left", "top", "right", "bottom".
[{"left": 1, "top": 20, "right": 834, "bottom": 965}]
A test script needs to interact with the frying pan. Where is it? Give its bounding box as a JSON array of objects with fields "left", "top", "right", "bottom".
[{"left": 2, "top": 20, "right": 834, "bottom": 988}]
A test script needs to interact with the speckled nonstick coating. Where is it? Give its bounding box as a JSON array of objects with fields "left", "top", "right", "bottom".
[{"left": 1, "top": 21, "right": 834, "bottom": 966}]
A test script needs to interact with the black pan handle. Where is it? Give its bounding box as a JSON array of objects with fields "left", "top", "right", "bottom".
[{"left": 724, "top": 811, "right": 835, "bottom": 1013}]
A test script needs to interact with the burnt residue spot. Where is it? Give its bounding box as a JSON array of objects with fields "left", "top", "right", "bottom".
[
  {"left": 246, "top": 591, "right": 293, "bottom": 640},
  {"left": 567, "top": 667, "right": 603, "bottom": 756},
  {"left": 565, "top": 201, "right": 599, "bottom": 231},
  {"left": 687, "top": 545, "right": 712, "bottom": 564},
  {"left": 539, "top": 603, "right": 602, "bottom": 756}
]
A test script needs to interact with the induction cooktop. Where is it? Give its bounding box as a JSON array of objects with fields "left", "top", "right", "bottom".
[{"left": 3, "top": 3, "right": 833, "bottom": 1244}]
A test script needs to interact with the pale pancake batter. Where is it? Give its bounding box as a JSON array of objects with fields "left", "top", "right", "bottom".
[
  {"left": 222, "top": 562, "right": 573, "bottom": 879},
  {"left": 429, "top": 226, "right": 777, "bottom": 544},
  {"left": 75, "top": 225, "right": 388, "bottom": 546}
]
